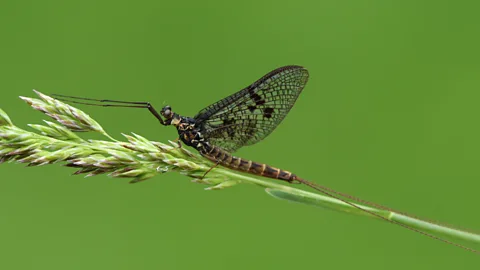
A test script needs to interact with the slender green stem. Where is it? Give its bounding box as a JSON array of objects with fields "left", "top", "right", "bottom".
[{"left": 265, "top": 189, "right": 480, "bottom": 244}]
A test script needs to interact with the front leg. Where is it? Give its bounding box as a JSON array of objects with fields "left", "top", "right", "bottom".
[
  {"left": 50, "top": 94, "right": 167, "bottom": 125},
  {"left": 173, "top": 137, "right": 182, "bottom": 148}
]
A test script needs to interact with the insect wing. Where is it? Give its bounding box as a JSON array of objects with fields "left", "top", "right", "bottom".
[{"left": 194, "top": 65, "right": 309, "bottom": 152}]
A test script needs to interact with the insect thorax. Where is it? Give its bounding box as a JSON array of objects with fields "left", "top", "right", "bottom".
[{"left": 174, "top": 116, "right": 210, "bottom": 152}]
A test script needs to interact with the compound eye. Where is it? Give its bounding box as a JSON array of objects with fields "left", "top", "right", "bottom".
[{"left": 161, "top": 106, "right": 172, "bottom": 117}]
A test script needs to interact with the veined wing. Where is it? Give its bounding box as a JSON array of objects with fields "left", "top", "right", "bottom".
[{"left": 194, "top": 65, "right": 309, "bottom": 153}]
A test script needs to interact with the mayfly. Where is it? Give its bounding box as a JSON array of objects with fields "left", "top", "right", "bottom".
[{"left": 52, "top": 65, "right": 477, "bottom": 253}]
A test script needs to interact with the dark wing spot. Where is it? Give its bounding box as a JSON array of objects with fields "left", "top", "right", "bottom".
[
  {"left": 249, "top": 89, "right": 267, "bottom": 106},
  {"left": 250, "top": 93, "right": 261, "bottom": 101},
  {"left": 263, "top": 107, "right": 274, "bottom": 118},
  {"left": 223, "top": 118, "right": 233, "bottom": 125},
  {"left": 251, "top": 93, "right": 266, "bottom": 105},
  {"left": 248, "top": 105, "right": 256, "bottom": 112},
  {"left": 264, "top": 108, "right": 274, "bottom": 114}
]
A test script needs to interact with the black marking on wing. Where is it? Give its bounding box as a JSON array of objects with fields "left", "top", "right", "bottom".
[
  {"left": 194, "top": 65, "right": 309, "bottom": 152},
  {"left": 263, "top": 107, "right": 274, "bottom": 119}
]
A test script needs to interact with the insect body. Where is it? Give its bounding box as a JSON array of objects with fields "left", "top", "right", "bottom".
[
  {"left": 53, "top": 65, "right": 308, "bottom": 182},
  {"left": 167, "top": 110, "right": 296, "bottom": 182},
  {"left": 157, "top": 65, "right": 307, "bottom": 183}
]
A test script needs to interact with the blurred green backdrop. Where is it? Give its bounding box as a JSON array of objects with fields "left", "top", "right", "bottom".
[{"left": 1, "top": 0, "right": 479, "bottom": 269}]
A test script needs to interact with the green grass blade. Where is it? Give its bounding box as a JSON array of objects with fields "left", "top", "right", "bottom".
[{"left": 266, "top": 188, "right": 480, "bottom": 245}]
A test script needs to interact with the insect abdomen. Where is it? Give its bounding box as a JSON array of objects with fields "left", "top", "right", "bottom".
[{"left": 202, "top": 146, "right": 295, "bottom": 183}]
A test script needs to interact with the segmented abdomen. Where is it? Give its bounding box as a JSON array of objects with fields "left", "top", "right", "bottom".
[{"left": 200, "top": 145, "right": 296, "bottom": 182}]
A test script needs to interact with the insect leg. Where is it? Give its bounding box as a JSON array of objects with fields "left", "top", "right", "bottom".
[
  {"left": 173, "top": 137, "right": 182, "bottom": 148},
  {"left": 51, "top": 94, "right": 166, "bottom": 125},
  {"left": 201, "top": 161, "right": 221, "bottom": 180}
]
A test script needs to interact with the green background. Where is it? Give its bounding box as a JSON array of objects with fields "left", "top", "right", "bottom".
[{"left": 1, "top": 0, "right": 479, "bottom": 269}]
